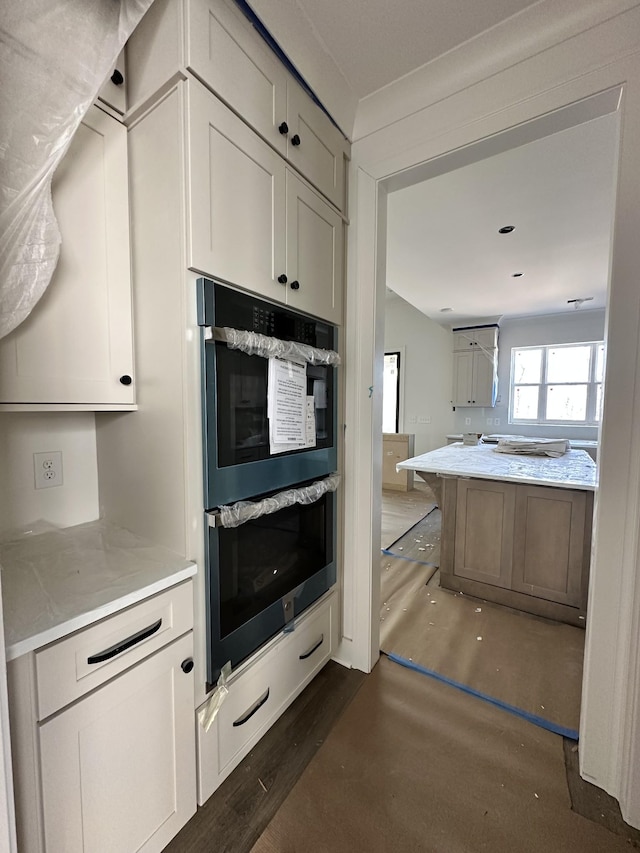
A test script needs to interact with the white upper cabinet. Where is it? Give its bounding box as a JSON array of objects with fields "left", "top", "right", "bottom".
[
  {"left": 0, "top": 106, "right": 135, "bottom": 410},
  {"left": 188, "top": 81, "right": 343, "bottom": 323},
  {"left": 127, "top": 0, "right": 350, "bottom": 211},
  {"left": 452, "top": 326, "right": 498, "bottom": 351},
  {"left": 97, "top": 50, "right": 127, "bottom": 115}
]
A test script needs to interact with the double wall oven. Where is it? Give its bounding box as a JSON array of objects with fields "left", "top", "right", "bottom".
[{"left": 197, "top": 279, "right": 339, "bottom": 683}]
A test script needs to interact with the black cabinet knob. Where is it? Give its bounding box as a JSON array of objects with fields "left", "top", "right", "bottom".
[
  {"left": 278, "top": 122, "right": 289, "bottom": 135},
  {"left": 111, "top": 69, "right": 124, "bottom": 86},
  {"left": 119, "top": 375, "right": 132, "bottom": 386},
  {"left": 290, "top": 280, "right": 300, "bottom": 291},
  {"left": 291, "top": 134, "right": 301, "bottom": 146},
  {"left": 181, "top": 658, "right": 194, "bottom": 674},
  {"left": 278, "top": 274, "right": 287, "bottom": 284}
]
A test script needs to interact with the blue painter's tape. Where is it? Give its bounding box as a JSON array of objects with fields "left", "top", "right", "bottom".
[
  {"left": 381, "top": 549, "right": 439, "bottom": 570},
  {"left": 386, "top": 652, "right": 579, "bottom": 741}
]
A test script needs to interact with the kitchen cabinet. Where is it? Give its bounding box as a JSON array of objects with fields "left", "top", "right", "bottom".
[
  {"left": 441, "top": 475, "right": 592, "bottom": 624},
  {"left": 188, "top": 80, "right": 343, "bottom": 323},
  {"left": 382, "top": 433, "right": 415, "bottom": 491},
  {"left": 452, "top": 326, "right": 498, "bottom": 407},
  {"left": 127, "top": 0, "right": 349, "bottom": 211},
  {"left": 197, "top": 591, "right": 335, "bottom": 803},
  {"left": 0, "top": 104, "right": 135, "bottom": 411},
  {"left": 7, "top": 581, "right": 197, "bottom": 853},
  {"left": 97, "top": 49, "right": 127, "bottom": 115}
]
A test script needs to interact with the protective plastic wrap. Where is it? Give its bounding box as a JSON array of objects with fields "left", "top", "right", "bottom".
[
  {"left": 197, "top": 661, "right": 232, "bottom": 732},
  {"left": 0, "top": 0, "right": 153, "bottom": 340},
  {"left": 213, "top": 326, "right": 341, "bottom": 366},
  {"left": 218, "top": 474, "right": 340, "bottom": 529}
]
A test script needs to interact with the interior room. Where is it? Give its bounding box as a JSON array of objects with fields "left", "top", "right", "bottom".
[{"left": 2, "top": 1, "right": 640, "bottom": 852}]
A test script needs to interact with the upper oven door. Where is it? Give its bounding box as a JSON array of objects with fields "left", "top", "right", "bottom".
[{"left": 198, "top": 279, "right": 338, "bottom": 507}]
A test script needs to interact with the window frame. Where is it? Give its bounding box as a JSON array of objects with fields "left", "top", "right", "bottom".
[{"left": 509, "top": 340, "right": 604, "bottom": 427}]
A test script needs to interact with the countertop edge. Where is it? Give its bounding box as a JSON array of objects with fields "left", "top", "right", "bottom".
[
  {"left": 403, "top": 467, "right": 598, "bottom": 492},
  {"left": 5, "top": 563, "right": 197, "bottom": 662}
]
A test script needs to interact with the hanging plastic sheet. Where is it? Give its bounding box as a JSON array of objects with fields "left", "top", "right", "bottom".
[
  {"left": 214, "top": 474, "right": 340, "bottom": 529},
  {"left": 0, "top": 0, "right": 153, "bottom": 340},
  {"left": 209, "top": 326, "right": 341, "bottom": 366}
]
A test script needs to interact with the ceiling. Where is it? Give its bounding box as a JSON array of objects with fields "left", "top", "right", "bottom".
[
  {"left": 385, "top": 113, "right": 619, "bottom": 326},
  {"left": 288, "top": 0, "right": 619, "bottom": 327},
  {"left": 292, "top": 0, "right": 541, "bottom": 100}
]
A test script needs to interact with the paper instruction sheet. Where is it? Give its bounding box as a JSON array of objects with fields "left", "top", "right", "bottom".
[{"left": 268, "top": 357, "right": 317, "bottom": 454}]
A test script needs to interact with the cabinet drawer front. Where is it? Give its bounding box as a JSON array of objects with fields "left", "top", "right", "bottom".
[
  {"left": 280, "top": 595, "right": 333, "bottom": 701},
  {"left": 36, "top": 581, "right": 193, "bottom": 719},
  {"left": 216, "top": 645, "right": 285, "bottom": 773}
]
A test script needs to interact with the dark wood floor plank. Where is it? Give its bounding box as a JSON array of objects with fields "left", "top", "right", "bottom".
[{"left": 164, "top": 661, "right": 366, "bottom": 853}]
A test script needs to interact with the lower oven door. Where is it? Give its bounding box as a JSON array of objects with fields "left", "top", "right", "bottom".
[{"left": 205, "top": 481, "right": 336, "bottom": 684}]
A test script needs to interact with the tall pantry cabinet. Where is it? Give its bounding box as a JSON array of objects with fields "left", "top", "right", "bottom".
[{"left": 96, "top": 0, "right": 349, "bottom": 805}]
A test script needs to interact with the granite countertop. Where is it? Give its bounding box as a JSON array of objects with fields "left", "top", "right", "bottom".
[
  {"left": 398, "top": 443, "right": 597, "bottom": 491},
  {"left": 0, "top": 519, "right": 196, "bottom": 661}
]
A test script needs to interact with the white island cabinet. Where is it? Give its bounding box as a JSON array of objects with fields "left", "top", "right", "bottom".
[{"left": 1, "top": 521, "right": 197, "bottom": 853}]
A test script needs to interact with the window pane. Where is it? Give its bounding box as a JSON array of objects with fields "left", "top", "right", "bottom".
[
  {"left": 512, "top": 385, "right": 539, "bottom": 420},
  {"left": 513, "top": 349, "right": 542, "bottom": 383},
  {"left": 595, "top": 344, "right": 605, "bottom": 382},
  {"left": 546, "top": 385, "right": 587, "bottom": 420},
  {"left": 547, "top": 346, "right": 590, "bottom": 383}
]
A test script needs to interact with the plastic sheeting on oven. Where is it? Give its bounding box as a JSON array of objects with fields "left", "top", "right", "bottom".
[
  {"left": 0, "top": 0, "right": 153, "bottom": 340},
  {"left": 209, "top": 326, "right": 341, "bottom": 366},
  {"left": 217, "top": 474, "right": 340, "bottom": 529}
]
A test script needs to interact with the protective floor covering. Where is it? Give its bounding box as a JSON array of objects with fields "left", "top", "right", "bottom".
[
  {"left": 379, "top": 510, "right": 584, "bottom": 735},
  {"left": 250, "top": 656, "right": 633, "bottom": 853},
  {"left": 380, "top": 484, "right": 435, "bottom": 551}
]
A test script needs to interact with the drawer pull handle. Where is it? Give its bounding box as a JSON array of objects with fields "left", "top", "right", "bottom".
[
  {"left": 299, "top": 634, "right": 324, "bottom": 660},
  {"left": 87, "top": 618, "right": 163, "bottom": 664},
  {"left": 232, "top": 688, "right": 270, "bottom": 727}
]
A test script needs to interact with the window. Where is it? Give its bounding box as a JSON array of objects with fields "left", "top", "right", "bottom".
[
  {"left": 383, "top": 352, "right": 401, "bottom": 433},
  {"left": 510, "top": 341, "right": 605, "bottom": 426}
]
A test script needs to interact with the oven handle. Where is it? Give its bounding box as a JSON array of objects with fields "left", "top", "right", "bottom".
[
  {"left": 207, "top": 474, "right": 340, "bottom": 530},
  {"left": 204, "top": 325, "right": 341, "bottom": 367}
]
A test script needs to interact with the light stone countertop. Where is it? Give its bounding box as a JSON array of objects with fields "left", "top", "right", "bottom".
[
  {"left": 397, "top": 443, "right": 597, "bottom": 491},
  {"left": 0, "top": 519, "right": 196, "bottom": 661}
]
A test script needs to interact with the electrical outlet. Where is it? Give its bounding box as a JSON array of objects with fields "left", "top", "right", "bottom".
[
  {"left": 486, "top": 418, "right": 493, "bottom": 426},
  {"left": 494, "top": 418, "right": 501, "bottom": 427},
  {"left": 408, "top": 415, "right": 417, "bottom": 424},
  {"left": 34, "top": 451, "right": 63, "bottom": 490},
  {"left": 465, "top": 417, "right": 471, "bottom": 426}
]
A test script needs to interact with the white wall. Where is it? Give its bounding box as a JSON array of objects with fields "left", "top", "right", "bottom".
[
  {"left": 0, "top": 414, "right": 99, "bottom": 539},
  {"left": 384, "top": 295, "right": 454, "bottom": 453},
  {"left": 452, "top": 309, "right": 606, "bottom": 439}
]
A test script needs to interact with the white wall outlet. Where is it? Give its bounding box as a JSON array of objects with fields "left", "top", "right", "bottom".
[
  {"left": 464, "top": 417, "right": 471, "bottom": 425},
  {"left": 417, "top": 416, "right": 431, "bottom": 424},
  {"left": 494, "top": 417, "right": 501, "bottom": 426},
  {"left": 408, "top": 415, "right": 417, "bottom": 424},
  {"left": 486, "top": 417, "right": 493, "bottom": 426},
  {"left": 34, "top": 451, "right": 63, "bottom": 490}
]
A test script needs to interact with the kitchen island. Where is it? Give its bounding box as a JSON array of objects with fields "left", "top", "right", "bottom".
[{"left": 397, "top": 443, "right": 597, "bottom": 626}]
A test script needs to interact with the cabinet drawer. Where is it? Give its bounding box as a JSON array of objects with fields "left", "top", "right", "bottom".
[
  {"left": 216, "top": 644, "right": 285, "bottom": 773},
  {"left": 36, "top": 581, "right": 193, "bottom": 719},
  {"left": 280, "top": 596, "right": 333, "bottom": 701}
]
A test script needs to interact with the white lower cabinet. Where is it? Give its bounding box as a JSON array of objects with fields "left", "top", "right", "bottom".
[
  {"left": 8, "top": 583, "right": 197, "bottom": 853},
  {"left": 197, "top": 591, "right": 334, "bottom": 804}
]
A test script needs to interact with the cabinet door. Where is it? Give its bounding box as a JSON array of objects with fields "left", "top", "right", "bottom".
[
  {"left": 286, "top": 79, "right": 348, "bottom": 211},
  {"left": 472, "top": 349, "right": 497, "bottom": 406},
  {"left": 452, "top": 351, "right": 474, "bottom": 405},
  {"left": 187, "top": 0, "right": 288, "bottom": 156},
  {"left": 39, "top": 633, "right": 196, "bottom": 853},
  {"left": 0, "top": 106, "right": 134, "bottom": 408},
  {"left": 97, "top": 50, "right": 127, "bottom": 114},
  {"left": 285, "top": 171, "right": 343, "bottom": 324},
  {"left": 454, "top": 478, "right": 516, "bottom": 587},
  {"left": 512, "top": 485, "right": 587, "bottom": 607},
  {"left": 188, "top": 82, "right": 287, "bottom": 304}
]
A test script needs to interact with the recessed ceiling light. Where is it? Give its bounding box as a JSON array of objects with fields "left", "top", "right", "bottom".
[
  {"left": 512, "top": 272, "right": 523, "bottom": 277},
  {"left": 440, "top": 307, "right": 453, "bottom": 313},
  {"left": 498, "top": 225, "right": 515, "bottom": 234}
]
